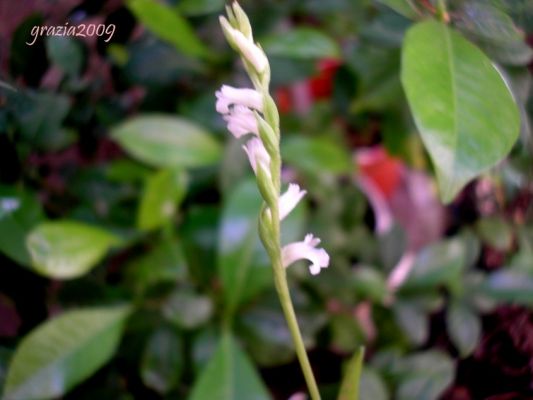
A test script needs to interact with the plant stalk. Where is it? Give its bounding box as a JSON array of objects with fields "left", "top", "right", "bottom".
[{"left": 267, "top": 151, "right": 321, "bottom": 400}]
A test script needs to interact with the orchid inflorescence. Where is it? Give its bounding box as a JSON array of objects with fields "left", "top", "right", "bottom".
[
  {"left": 215, "top": 3, "right": 327, "bottom": 398},
  {"left": 215, "top": 5, "right": 329, "bottom": 277}
]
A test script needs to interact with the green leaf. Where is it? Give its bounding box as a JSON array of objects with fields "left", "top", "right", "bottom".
[
  {"left": 0, "top": 187, "right": 44, "bottom": 266},
  {"left": 188, "top": 333, "right": 271, "bottom": 400},
  {"left": 217, "top": 180, "right": 263, "bottom": 315},
  {"left": 401, "top": 21, "right": 520, "bottom": 203},
  {"left": 239, "top": 307, "right": 294, "bottom": 367},
  {"left": 177, "top": 0, "right": 225, "bottom": 16},
  {"left": 402, "top": 239, "right": 465, "bottom": 290},
  {"left": 45, "top": 36, "right": 83, "bottom": 77},
  {"left": 454, "top": 1, "right": 533, "bottom": 66},
  {"left": 127, "top": 0, "right": 210, "bottom": 59},
  {"left": 338, "top": 347, "right": 365, "bottom": 400},
  {"left": 125, "top": 237, "right": 187, "bottom": 293},
  {"left": 162, "top": 289, "right": 213, "bottom": 330},
  {"left": 374, "top": 0, "right": 419, "bottom": 19},
  {"left": 2, "top": 306, "right": 130, "bottom": 400},
  {"left": 282, "top": 135, "right": 353, "bottom": 175},
  {"left": 112, "top": 115, "right": 221, "bottom": 168},
  {"left": 396, "top": 351, "right": 454, "bottom": 400},
  {"left": 261, "top": 28, "right": 340, "bottom": 59},
  {"left": 26, "top": 221, "right": 120, "bottom": 279},
  {"left": 359, "top": 368, "right": 389, "bottom": 400},
  {"left": 446, "top": 302, "right": 481, "bottom": 358},
  {"left": 137, "top": 168, "right": 187, "bottom": 231},
  {"left": 476, "top": 216, "right": 514, "bottom": 251},
  {"left": 482, "top": 269, "right": 533, "bottom": 305},
  {"left": 141, "top": 327, "right": 183, "bottom": 394},
  {"left": 393, "top": 301, "right": 429, "bottom": 345},
  {"left": 353, "top": 267, "right": 388, "bottom": 303},
  {"left": 6, "top": 90, "right": 72, "bottom": 151}
]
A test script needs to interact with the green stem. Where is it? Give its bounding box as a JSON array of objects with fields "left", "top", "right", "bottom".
[
  {"left": 268, "top": 152, "right": 321, "bottom": 400},
  {"left": 272, "top": 254, "right": 321, "bottom": 400}
]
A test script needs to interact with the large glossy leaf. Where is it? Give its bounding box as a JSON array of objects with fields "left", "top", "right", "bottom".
[
  {"left": 188, "top": 333, "right": 271, "bottom": 400},
  {"left": 261, "top": 28, "right": 340, "bottom": 59},
  {"left": 137, "top": 168, "right": 187, "bottom": 231},
  {"left": 141, "top": 327, "right": 183, "bottom": 394},
  {"left": 2, "top": 306, "right": 130, "bottom": 400},
  {"left": 127, "top": 0, "right": 210, "bottom": 59},
  {"left": 401, "top": 21, "right": 520, "bottom": 202},
  {"left": 0, "top": 187, "right": 44, "bottom": 266},
  {"left": 26, "top": 221, "right": 120, "bottom": 279},
  {"left": 112, "top": 115, "right": 221, "bottom": 168}
]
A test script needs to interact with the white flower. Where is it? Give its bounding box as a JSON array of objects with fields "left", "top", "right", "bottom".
[
  {"left": 279, "top": 184, "right": 306, "bottom": 220},
  {"left": 242, "top": 137, "right": 270, "bottom": 175},
  {"left": 282, "top": 234, "right": 329, "bottom": 275},
  {"left": 215, "top": 85, "right": 263, "bottom": 114},
  {"left": 219, "top": 16, "right": 268, "bottom": 74},
  {"left": 223, "top": 105, "right": 259, "bottom": 138}
]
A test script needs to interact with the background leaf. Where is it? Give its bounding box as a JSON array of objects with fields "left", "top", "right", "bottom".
[
  {"left": 188, "top": 333, "right": 271, "bottom": 400},
  {"left": 262, "top": 28, "right": 340, "bottom": 59},
  {"left": 338, "top": 347, "right": 365, "bottom": 400},
  {"left": 141, "top": 327, "right": 183, "bottom": 394},
  {"left": 26, "top": 221, "right": 120, "bottom": 279},
  {"left": 127, "top": 0, "right": 211, "bottom": 59},
  {"left": 2, "top": 306, "right": 130, "bottom": 400},
  {"left": 401, "top": 21, "right": 520, "bottom": 202},
  {"left": 446, "top": 302, "right": 481, "bottom": 357},
  {"left": 137, "top": 168, "right": 187, "bottom": 231},
  {"left": 0, "top": 187, "right": 44, "bottom": 266},
  {"left": 112, "top": 115, "right": 221, "bottom": 168}
]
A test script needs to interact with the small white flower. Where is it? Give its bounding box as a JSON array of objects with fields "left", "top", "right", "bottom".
[
  {"left": 232, "top": 30, "right": 268, "bottom": 73},
  {"left": 242, "top": 137, "right": 270, "bottom": 176},
  {"left": 219, "top": 17, "right": 267, "bottom": 74},
  {"left": 282, "top": 234, "right": 329, "bottom": 275},
  {"left": 223, "top": 105, "right": 259, "bottom": 138},
  {"left": 279, "top": 184, "right": 306, "bottom": 220},
  {"left": 215, "top": 85, "right": 263, "bottom": 114}
]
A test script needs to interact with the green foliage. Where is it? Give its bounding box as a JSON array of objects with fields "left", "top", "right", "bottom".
[
  {"left": 137, "top": 168, "right": 187, "bottom": 231},
  {"left": 188, "top": 333, "right": 272, "bottom": 400},
  {"left": 401, "top": 21, "right": 520, "bottom": 202},
  {"left": 127, "top": 0, "right": 211, "bottom": 59},
  {"left": 262, "top": 28, "right": 341, "bottom": 59},
  {"left": 26, "top": 221, "right": 121, "bottom": 279},
  {"left": 112, "top": 115, "right": 222, "bottom": 168},
  {"left": 2, "top": 306, "right": 130, "bottom": 400}
]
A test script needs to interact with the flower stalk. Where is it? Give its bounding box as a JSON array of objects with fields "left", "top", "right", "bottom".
[{"left": 216, "top": 3, "right": 329, "bottom": 399}]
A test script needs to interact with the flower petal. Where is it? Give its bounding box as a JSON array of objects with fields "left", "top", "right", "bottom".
[
  {"left": 223, "top": 105, "right": 258, "bottom": 138},
  {"left": 215, "top": 85, "right": 263, "bottom": 114},
  {"left": 282, "top": 234, "right": 329, "bottom": 275},
  {"left": 279, "top": 183, "right": 306, "bottom": 220},
  {"left": 242, "top": 137, "right": 270, "bottom": 175}
]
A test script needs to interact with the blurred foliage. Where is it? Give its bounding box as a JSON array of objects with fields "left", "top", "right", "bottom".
[{"left": 0, "top": 0, "right": 532, "bottom": 399}]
